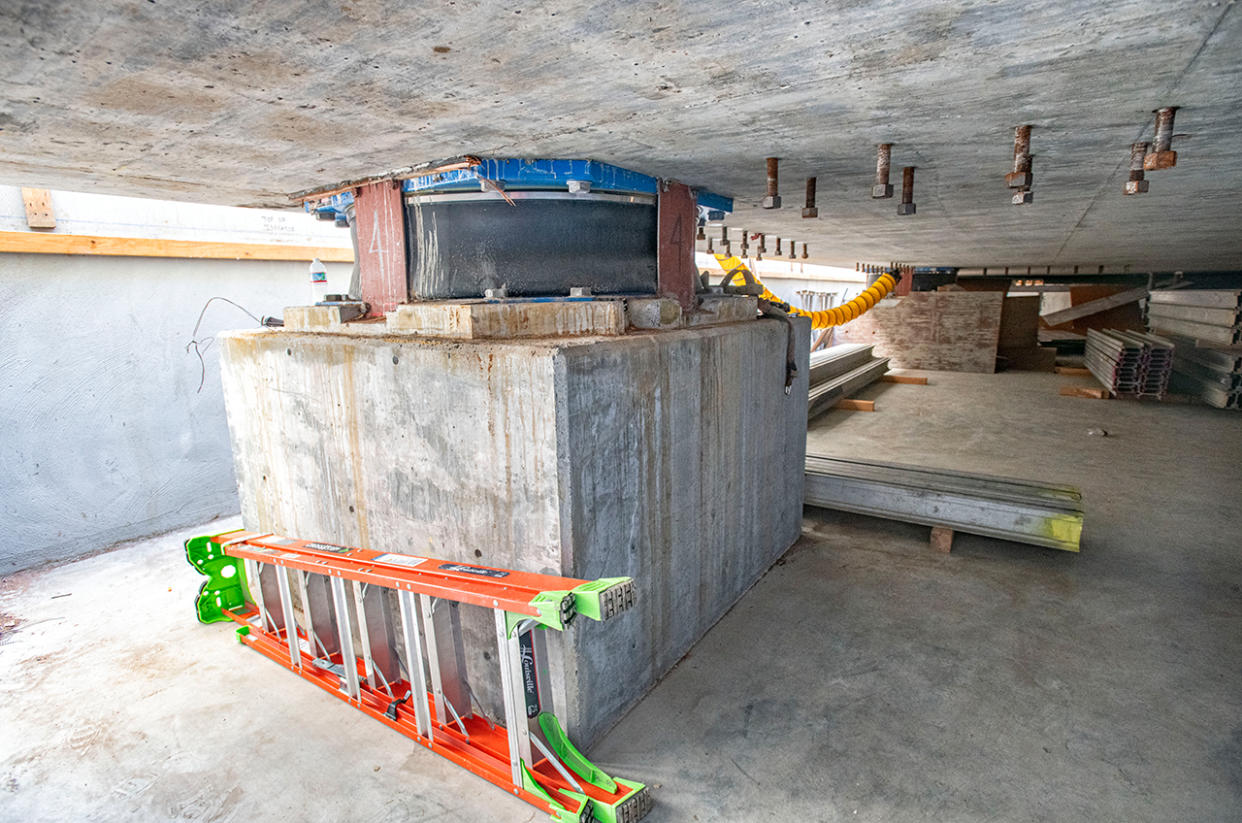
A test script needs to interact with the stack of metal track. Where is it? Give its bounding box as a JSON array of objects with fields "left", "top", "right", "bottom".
[
  {"left": 804, "top": 454, "right": 1083, "bottom": 552},
  {"left": 1148, "top": 289, "right": 1242, "bottom": 346},
  {"left": 807, "top": 343, "right": 889, "bottom": 420},
  {"left": 1084, "top": 328, "right": 1173, "bottom": 399},
  {"left": 1147, "top": 291, "right": 1242, "bottom": 409},
  {"left": 1167, "top": 335, "right": 1242, "bottom": 409}
]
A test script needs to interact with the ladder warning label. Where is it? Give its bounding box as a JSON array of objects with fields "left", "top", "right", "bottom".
[
  {"left": 372, "top": 553, "right": 427, "bottom": 568},
  {"left": 438, "top": 563, "right": 509, "bottom": 578},
  {"left": 305, "top": 542, "right": 354, "bottom": 554}
]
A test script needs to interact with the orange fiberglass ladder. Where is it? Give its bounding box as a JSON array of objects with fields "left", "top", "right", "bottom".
[{"left": 186, "top": 530, "right": 649, "bottom": 823}]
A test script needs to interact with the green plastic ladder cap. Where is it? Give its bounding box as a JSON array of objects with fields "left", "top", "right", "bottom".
[
  {"left": 537, "top": 712, "right": 617, "bottom": 793},
  {"left": 570, "top": 578, "right": 635, "bottom": 622},
  {"left": 521, "top": 764, "right": 587, "bottom": 823}
]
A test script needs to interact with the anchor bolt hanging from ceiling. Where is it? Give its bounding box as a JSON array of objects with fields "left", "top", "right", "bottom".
[
  {"left": 1007, "top": 125, "right": 1034, "bottom": 205},
  {"left": 897, "top": 167, "right": 917, "bottom": 216},
  {"left": 763, "top": 157, "right": 782, "bottom": 209},
  {"left": 802, "top": 177, "right": 818, "bottom": 218},
  {"left": 872, "top": 144, "right": 894, "bottom": 199},
  {"left": 1144, "top": 107, "right": 1179, "bottom": 171},
  {"left": 1125, "top": 142, "right": 1150, "bottom": 195}
]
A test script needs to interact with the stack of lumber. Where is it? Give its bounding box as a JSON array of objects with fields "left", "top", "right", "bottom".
[
  {"left": 808, "top": 344, "right": 889, "bottom": 420},
  {"left": 1148, "top": 290, "right": 1242, "bottom": 410}
]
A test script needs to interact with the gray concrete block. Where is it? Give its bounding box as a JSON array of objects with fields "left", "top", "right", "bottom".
[{"left": 218, "top": 317, "right": 809, "bottom": 745}]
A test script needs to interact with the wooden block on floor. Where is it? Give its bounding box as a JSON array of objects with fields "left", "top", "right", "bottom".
[
  {"left": 1055, "top": 366, "right": 1092, "bottom": 376},
  {"left": 880, "top": 374, "right": 929, "bottom": 385},
  {"left": 1059, "top": 385, "right": 1110, "bottom": 399},
  {"left": 930, "top": 526, "right": 954, "bottom": 553},
  {"left": 837, "top": 398, "right": 875, "bottom": 411}
]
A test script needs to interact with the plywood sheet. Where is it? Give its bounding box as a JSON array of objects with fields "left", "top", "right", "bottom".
[{"left": 834, "top": 292, "right": 1004, "bottom": 373}]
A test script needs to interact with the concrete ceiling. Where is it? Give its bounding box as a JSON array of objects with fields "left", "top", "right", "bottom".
[{"left": 2, "top": 1, "right": 1240, "bottom": 271}]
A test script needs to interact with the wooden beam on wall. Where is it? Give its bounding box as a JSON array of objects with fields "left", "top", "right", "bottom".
[{"left": 0, "top": 231, "right": 354, "bottom": 263}]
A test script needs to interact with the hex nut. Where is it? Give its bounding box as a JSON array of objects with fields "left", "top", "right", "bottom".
[
  {"left": 896, "top": 203, "right": 916, "bottom": 216},
  {"left": 801, "top": 207, "right": 818, "bottom": 218},
  {"left": 1005, "top": 170, "right": 1033, "bottom": 189},
  {"left": 1143, "top": 150, "right": 1177, "bottom": 171},
  {"left": 1011, "top": 190, "right": 1034, "bottom": 205},
  {"left": 761, "top": 195, "right": 782, "bottom": 209},
  {"left": 872, "top": 184, "right": 894, "bottom": 199},
  {"left": 566, "top": 180, "right": 591, "bottom": 193},
  {"left": 1124, "top": 180, "right": 1149, "bottom": 195}
]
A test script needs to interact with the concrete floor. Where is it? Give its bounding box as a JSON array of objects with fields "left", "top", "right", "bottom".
[{"left": 2, "top": 369, "right": 1240, "bottom": 822}]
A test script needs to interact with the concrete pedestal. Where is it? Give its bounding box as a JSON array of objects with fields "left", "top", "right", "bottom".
[{"left": 219, "top": 316, "right": 808, "bottom": 746}]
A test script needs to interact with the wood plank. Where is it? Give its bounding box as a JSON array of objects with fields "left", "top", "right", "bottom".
[
  {"left": 1041, "top": 286, "right": 1148, "bottom": 326},
  {"left": 0, "top": 230, "right": 354, "bottom": 262},
  {"left": 836, "top": 398, "right": 875, "bottom": 411},
  {"left": 880, "top": 374, "right": 929, "bottom": 384},
  {"left": 930, "top": 526, "right": 954, "bottom": 554},
  {"left": 1055, "top": 366, "right": 1092, "bottom": 376},
  {"left": 833, "top": 292, "right": 1005, "bottom": 373},
  {"left": 21, "top": 188, "right": 56, "bottom": 229},
  {"left": 1059, "top": 385, "right": 1110, "bottom": 399}
]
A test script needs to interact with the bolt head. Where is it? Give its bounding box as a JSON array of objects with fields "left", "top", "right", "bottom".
[
  {"left": 1005, "top": 171, "right": 1033, "bottom": 189},
  {"left": 1124, "top": 180, "right": 1149, "bottom": 195},
  {"left": 484, "top": 287, "right": 508, "bottom": 299},
  {"left": 761, "top": 195, "right": 782, "bottom": 209},
  {"left": 566, "top": 180, "right": 591, "bottom": 194},
  {"left": 896, "top": 202, "right": 916, "bottom": 216},
  {"left": 1011, "top": 190, "right": 1034, "bottom": 205},
  {"left": 1143, "top": 150, "right": 1177, "bottom": 171},
  {"left": 872, "top": 184, "right": 893, "bottom": 199},
  {"left": 801, "top": 207, "right": 818, "bottom": 219}
]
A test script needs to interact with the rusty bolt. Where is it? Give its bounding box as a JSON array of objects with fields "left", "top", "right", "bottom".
[
  {"left": 1143, "top": 107, "right": 1178, "bottom": 171},
  {"left": 897, "top": 166, "right": 916, "bottom": 216},
  {"left": 1006, "top": 125, "right": 1033, "bottom": 189},
  {"left": 802, "top": 177, "right": 818, "bottom": 218},
  {"left": 1125, "top": 142, "right": 1150, "bottom": 195},
  {"left": 757, "top": 233, "right": 767, "bottom": 254},
  {"left": 1010, "top": 155, "right": 1034, "bottom": 205},
  {"left": 872, "top": 144, "right": 894, "bottom": 199},
  {"left": 801, "top": 243, "right": 809, "bottom": 260},
  {"left": 762, "top": 157, "right": 781, "bottom": 209},
  {"left": 788, "top": 240, "right": 796, "bottom": 260},
  {"left": 696, "top": 220, "right": 706, "bottom": 241},
  {"left": 740, "top": 228, "right": 749, "bottom": 255},
  {"left": 706, "top": 235, "right": 714, "bottom": 254}
]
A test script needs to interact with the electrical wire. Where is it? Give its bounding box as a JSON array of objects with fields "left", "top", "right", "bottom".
[{"left": 185, "top": 296, "right": 263, "bottom": 393}]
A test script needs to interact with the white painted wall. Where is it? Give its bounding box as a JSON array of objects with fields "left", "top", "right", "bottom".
[
  {"left": 0, "top": 186, "right": 351, "bottom": 246},
  {"left": 0, "top": 188, "right": 352, "bottom": 572},
  {"left": 695, "top": 252, "right": 868, "bottom": 309}
]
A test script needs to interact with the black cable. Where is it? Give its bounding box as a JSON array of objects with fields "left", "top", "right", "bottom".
[{"left": 185, "top": 297, "right": 264, "bottom": 394}]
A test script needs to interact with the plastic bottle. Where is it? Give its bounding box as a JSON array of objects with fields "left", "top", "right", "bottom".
[{"left": 308, "top": 257, "right": 329, "bottom": 304}]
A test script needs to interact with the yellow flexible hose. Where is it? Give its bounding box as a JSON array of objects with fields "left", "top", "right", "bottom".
[{"left": 712, "top": 253, "right": 897, "bottom": 329}]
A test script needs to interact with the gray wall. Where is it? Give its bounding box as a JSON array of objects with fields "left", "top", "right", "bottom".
[{"left": 0, "top": 252, "right": 347, "bottom": 572}]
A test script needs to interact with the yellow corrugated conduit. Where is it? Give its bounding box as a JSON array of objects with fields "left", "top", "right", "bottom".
[{"left": 712, "top": 253, "right": 897, "bottom": 329}]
